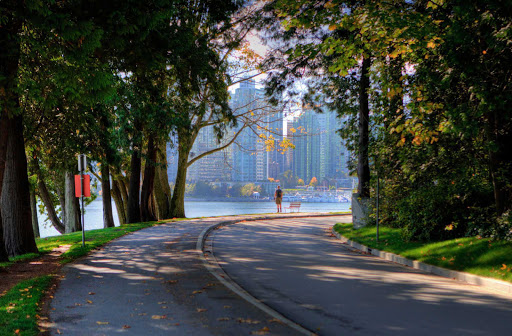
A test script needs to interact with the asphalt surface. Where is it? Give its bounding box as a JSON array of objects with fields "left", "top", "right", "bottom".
[
  {"left": 211, "top": 216, "right": 512, "bottom": 336},
  {"left": 49, "top": 215, "right": 306, "bottom": 336}
]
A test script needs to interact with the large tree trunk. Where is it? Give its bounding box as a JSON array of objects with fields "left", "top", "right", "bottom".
[
  {"left": 170, "top": 140, "right": 191, "bottom": 218},
  {"left": 127, "top": 144, "right": 142, "bottom": 223},
  {"left": 119, "top": 177, "right": 129, "bottom": 220},
  {"left": 1, "top": 114, "right": 38, "bottom": 256},
  {"left": 101, "top": 164, "right": 115, "bottom": 228},
  {"left": 153, "top": 141, "right": 172, "bottom": 220},
  {"left": 64, "top": 171, "right": 80, "bottom": 233},
  {"left": 141, "top": 135, "right": 157, "bottom": 222},
  {"left": 487, "top": 109, "right": 512, "bottom": 215},
  {"left": 111, "top": 179, "right": 126, "bottom": 225},
  {"left": 34, "top": 161, "right": 65, "bottom": 234},
  {"left": 30, "top": 190, "right": 40, "bottom": 238},
  {"left": 0, "top": 113, "right": 10, "bottom": 261},
  {"left": 357, "top": 56, "right": 371, "bottom": 198}
]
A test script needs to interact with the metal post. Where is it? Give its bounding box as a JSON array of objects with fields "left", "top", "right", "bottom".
[
  {"left": 376, "top": 171, "right": 380, "bottom": 243},
  {"left": 78, "top": 154, "right": 86, "bottom": 248}
]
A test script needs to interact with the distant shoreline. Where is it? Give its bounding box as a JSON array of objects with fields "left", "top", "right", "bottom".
[{"left": 185, "top": 197, "right": 271, "bottom": 202}]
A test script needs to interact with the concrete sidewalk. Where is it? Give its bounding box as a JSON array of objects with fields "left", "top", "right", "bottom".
[
  {"left": 49, "top": 213, "right": 335, "bottom": 336},
  {"left": 209, "top": 216, "right": 512, "bottom": 336}
]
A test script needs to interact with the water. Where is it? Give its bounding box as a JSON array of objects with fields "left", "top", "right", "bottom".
[{"left": 38, "top": 198, "right": 351, "bottom": 238}]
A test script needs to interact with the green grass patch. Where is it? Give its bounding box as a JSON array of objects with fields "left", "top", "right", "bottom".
[
  {"left": 334, "top": 223, "right": 512, "bottom": 283},
  {"left": 0, "top": 276, "right": 53, "bottom": 336}
]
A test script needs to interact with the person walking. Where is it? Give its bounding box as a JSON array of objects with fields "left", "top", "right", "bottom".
[{"left": 274, "top": 185, "right": 283, "bottom": 213}]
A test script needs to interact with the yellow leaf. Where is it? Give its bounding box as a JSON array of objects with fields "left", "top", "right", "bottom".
[
  {"left": 501, "top": 264, "right": 507, "bottom": 270},
  {"left": 328, "top": 24, "right": 337, "bottom": 31},
  {"left": 197, "top": 308, "right": 207, "bottom": 313},
  {"left": 96, "top": 321, "right": 109, "bottom": 325},
  {"left": 427, "top": 41, "right": 436, "bottom": 48},
  {"left": 151, "top": 315, "right": 167, "bottom": 319}
]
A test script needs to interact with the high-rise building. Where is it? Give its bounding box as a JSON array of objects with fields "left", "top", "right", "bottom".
[
  {"left": 187, "top": 125, "right": 232, "bottom": 182},
  {"left": 289, "top": 108, "right": 348, "bottom": 185},
  {"left": 230, "top": 79, "right": 269, "bottom": 182}
]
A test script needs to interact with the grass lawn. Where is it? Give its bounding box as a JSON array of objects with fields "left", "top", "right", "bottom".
[
  {"left": 0, "top": 219, "right": 182, "bottom": 335},
  {"left": 334, "top": 223, "right": 512, "bottom": 283}
]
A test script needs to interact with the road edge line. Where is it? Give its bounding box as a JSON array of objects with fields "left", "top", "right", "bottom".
[{"left": 198, "top": 213, "right": 346, "bottom": 336}]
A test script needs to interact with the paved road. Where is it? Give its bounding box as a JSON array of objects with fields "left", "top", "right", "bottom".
[
  {"left": 49, "top": 216, "right": 306, "bottom": 336},
  {"left": 211, "top": 216, "right": 512, "bottom": 336}
]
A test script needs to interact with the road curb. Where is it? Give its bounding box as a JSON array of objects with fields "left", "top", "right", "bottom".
[
  {"left": 198, "top": 213, "right": 347, "bottom": 336},
  {"left": 331, "top": 228, "right": 512, "bottom": 295}
]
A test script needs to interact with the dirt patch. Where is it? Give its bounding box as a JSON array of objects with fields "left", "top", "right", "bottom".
[{"left": 0, "top": 245, "right": 70, "bottom": 296}]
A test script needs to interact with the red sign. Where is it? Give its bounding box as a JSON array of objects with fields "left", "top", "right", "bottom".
[{"left": 74, "top": 174, "right": 91, "bottom": 197}]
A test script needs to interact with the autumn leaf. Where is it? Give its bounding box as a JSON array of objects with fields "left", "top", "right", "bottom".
[
  {"left": 251, "top": 326, "right": 270, "bottom": 335},
  {"left": 237, "top": 318, "right": 260, "bottom": 324},
  {"left": 86, "top": 300, "right": 93, "bottom": 304},
  {"left": 96, "top": 321, "right": 109, "bottom": 325},
  {"left": 123, "top": 325, "right": 131, "bottom": 329},
  {"left": 197, "top": 308, "right": 207, "bottom": 313},
  {"left": 152, "top": 315, "right": 167, "bottom": 319},
  {"left": 192, "top": 290, "right": 203, "bottom": 294},
  {"left": 217, "top": 317, "right": 230, "bottom": 321},
  {"left": 501, "top": 264, "right": 507, "bottom": 270}
]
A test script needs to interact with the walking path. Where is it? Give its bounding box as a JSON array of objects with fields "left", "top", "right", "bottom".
[
  {"left": 49, "top": 214, "right": 512, "bottom": 335},
  {"left": 49, "top": 213, "right": 333, "bottom": 336}
]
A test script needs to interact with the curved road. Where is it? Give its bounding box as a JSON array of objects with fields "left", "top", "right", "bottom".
[{"left": 211, "top": 216, "right": 512, "bottom": 336}]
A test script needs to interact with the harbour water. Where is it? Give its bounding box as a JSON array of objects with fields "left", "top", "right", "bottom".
[{"left": 38, "top": 198, "right": 351, "bottom": 238}]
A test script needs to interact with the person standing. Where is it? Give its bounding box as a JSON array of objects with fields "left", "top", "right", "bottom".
[{"left": 274, "top": 185, "right": 283, "bottom": 213}]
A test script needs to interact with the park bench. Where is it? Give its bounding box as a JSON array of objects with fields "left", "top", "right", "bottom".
[{"left": 285, "top": 202, "right": 301, "bottom": 213}]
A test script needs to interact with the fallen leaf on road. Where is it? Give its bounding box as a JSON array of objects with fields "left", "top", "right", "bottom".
[
  {"left": 56, "top": 330, "right": 61, "bottom": 335},
  {"left": 251, "top": 326, "right": 270, "bottom": 335},
  {"left": 237, "top": 318, "right": 260, "bottom": 324},
  {"left": 167, "top": 280, "right": 178, "bottom": 284},
  {"left": 268, "top": 318, "right": 283, "bottom": 324},
  {"left": 123, "top": 325, "right": 131, "bottom": 329},
  {"left": 197, "top": 308, "right": 207, "bottom": 313},
  {"left": 158, "top": 301, "right": 167, "bottom": 305},
  {"left": 223, "top": 306, "right": 231, "bottom": 309},
  {"left": 86, "top": 300, "right": 93, "bottom": 304},
  {"left": 217, "top": 317, "right": 230, "bottom": 321},
  {"left": 152, "top": 315, "right": 167, "bottom": 319},
  {"left": 88, "top": 292, "right": 95, "bottom": 295},
  {"left": 192, "top": 290, "right": 203, "bottom": 294},
  {"left": 96, "top": 321, "right": 109, "bottom": 325}
]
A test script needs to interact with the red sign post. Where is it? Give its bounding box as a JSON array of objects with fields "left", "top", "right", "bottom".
[{"left": 74, "top": 174, "right": 91, "bottom": 197}]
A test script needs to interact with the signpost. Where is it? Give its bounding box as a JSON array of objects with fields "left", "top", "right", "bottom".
[{"left": 76, "top": 154, "right": 90, "bottom": 248}]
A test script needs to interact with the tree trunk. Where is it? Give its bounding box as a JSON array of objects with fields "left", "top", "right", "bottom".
[
  {"left": 127, "top": 144, "right": 142, "bottom": 223},
  {"left": 64, "top": 171, "right": 80, "bottom": 233},
  {"left": 119, "top": 177, "right": 129, "bottom": 218},
  {"left": 141, "top": 135, "right": 157, "bottom": 222},
  {"left": 55, "top": 173, "right": 66, "bottom": 226},
  {"left": 0, "top": 113, "right": 10, "bottom": 261},
  {"left": 30, "top": 190, "right": 40, "bottom": 238},
  {"left": 101, "top": 164, "right": 115, "bottom": 228},
  {"left": 486, "top": 109, "right": 512, "bottom": 215},
  {"left": 1, "top": 114, "right": 38, "bottom": 256},
  {"left": 34, "top": 162, "right": 65, "bottom": 234},
  {"left": 357, "top": 56, "right": 371, "bottom": 198},
  {"left": 153, "top": 140, "right": 172, "bottom": 220},
  {"left": 170, "top": 140, "right": 191, "bottom": 218},
  {"left": 111, "top": 179, "right": 126, "bottom": 225}
]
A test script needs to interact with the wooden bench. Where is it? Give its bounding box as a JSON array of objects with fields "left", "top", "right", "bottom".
[{"left": 285, "top": 202, "right": 301, "bottom": 213}]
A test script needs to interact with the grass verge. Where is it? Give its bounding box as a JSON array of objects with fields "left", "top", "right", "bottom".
[
  {"left": 333, "top": 223, "right": 512, "bottom": 283},
  {"left": 0, "top": 219, "right": 181, "bottom": 335},
  {"left": 0, "top": 276, "right": 53, "bottom": 336}
]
